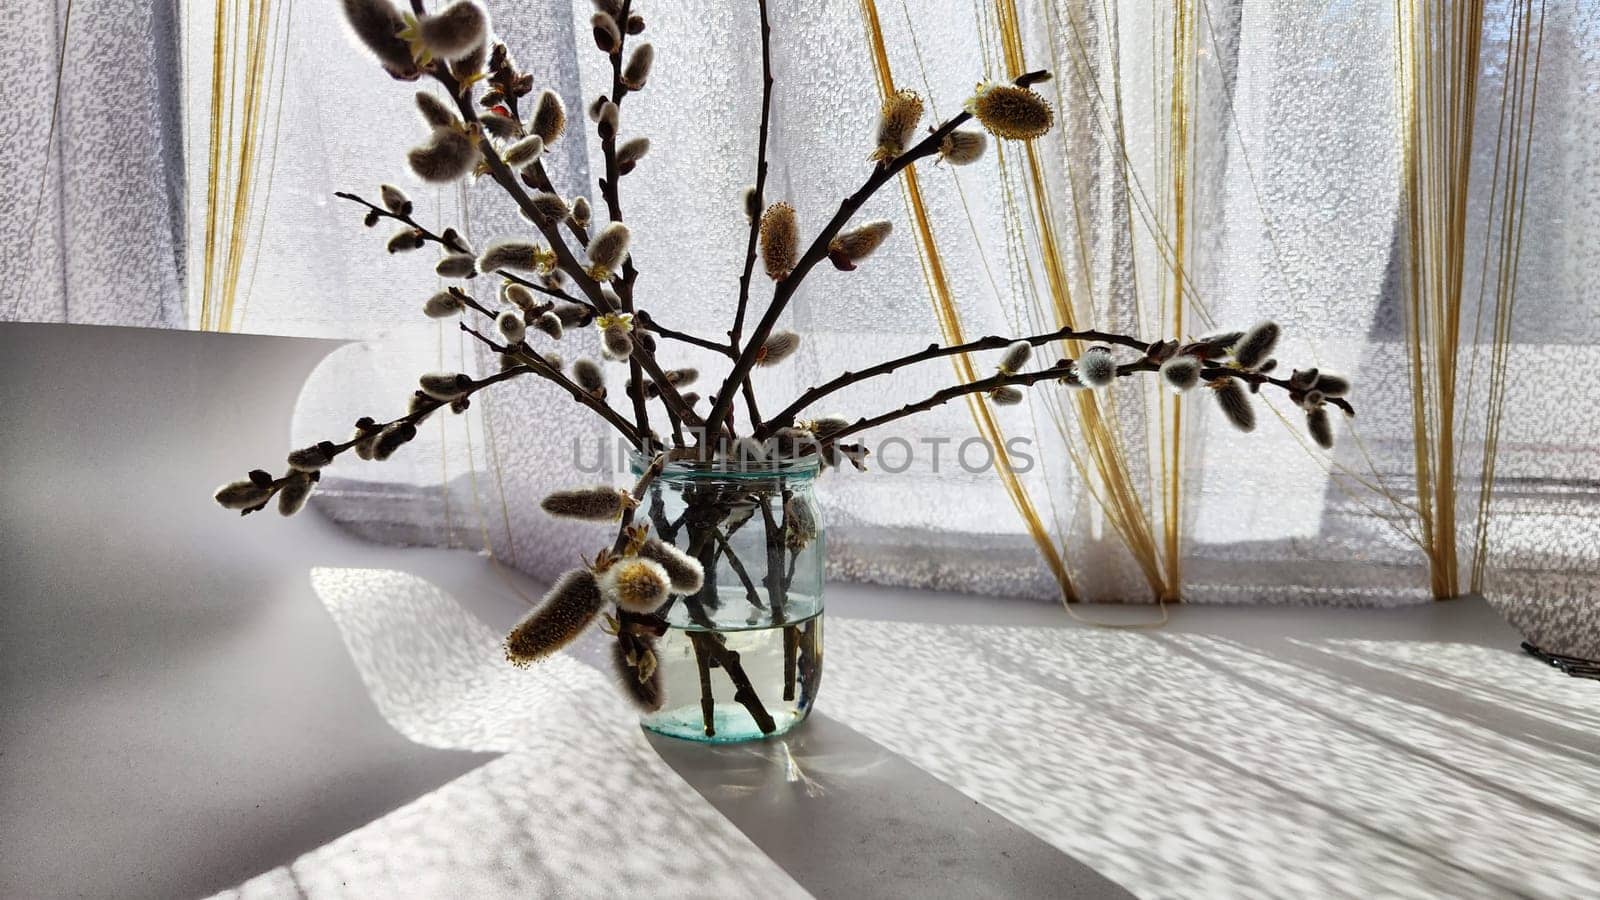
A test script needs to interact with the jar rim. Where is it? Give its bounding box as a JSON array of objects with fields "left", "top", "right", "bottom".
[{"left": 628, "top": 449, "right": 821, "bottom": 480}]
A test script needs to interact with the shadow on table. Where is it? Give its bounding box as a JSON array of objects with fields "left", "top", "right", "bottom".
[{"left": 647, "top": 712, "right": 1134, "bottom": 899}]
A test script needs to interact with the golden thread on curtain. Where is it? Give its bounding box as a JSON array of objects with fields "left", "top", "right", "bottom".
[
  {"left": 990, "top": 0, "right": 1176, "bottom": 601},
  {"left": 858, "top": 0, "right": 1078, "bottom": 603},
  {"left": 1395, "top": 0, "right": 1540, "bottom": 599},
  {"left": 1469, "top": 0, "right": 1544, "bottom": 592},
  {"left": 194, "top": 0, "right": 282, "bottom": 332},
  {"left": 1159, "top": 0, "right": 1197, "bottom": 601},
  {"left": 234, "top": 0, "right": 295, "bottom": 330}
]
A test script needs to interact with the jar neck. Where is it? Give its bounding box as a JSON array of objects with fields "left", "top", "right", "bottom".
[{"left": 628, "top": 450, "right": 820, "bottom": 484}]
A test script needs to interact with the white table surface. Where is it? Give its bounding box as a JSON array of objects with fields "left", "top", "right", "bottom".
[{"left": 3, "top": 324, "right": 1597, "bottom": 899}]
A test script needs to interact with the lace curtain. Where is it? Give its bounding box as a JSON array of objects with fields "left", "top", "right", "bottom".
[{"left": 5, "top": 0, "right": 1597, "bottom": 616}]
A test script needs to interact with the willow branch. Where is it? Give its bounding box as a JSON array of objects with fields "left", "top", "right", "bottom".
[
  {"left": 459, "top": 324, "right": 644, "bottom": 446},
  {"left": 610, "top": 451, "right": 666, "bottom": 554},
  {"left": 235, "top": 362, "right": 536, "bottom": 511},
  {"left": 633, "top": 310, "right": 732, "bottom": 356},
  {"left": 756, "top": 323, "right": 1151, "bottom": 438},
  {"left": 336, "top": 190, "right": 590, "bottom": 314},
  {"left": 811, "top": 360, "right": 1353, "bottom": 449},
  {"left": 703, "top": 69, "right": 1053, "bottom": 441},
  {"left": 731, "top": 0, "right": 774, "bottom": 348},
  {"left": 336, "top": 190, "right": 471, "bottom": 253},
  {"left": 428, "top": 66, "right": 700, "bottom": 427}
]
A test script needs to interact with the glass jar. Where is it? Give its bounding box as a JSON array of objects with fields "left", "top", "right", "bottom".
[{"left": 628, "top": 453, "right": 825, "bottom": 742}]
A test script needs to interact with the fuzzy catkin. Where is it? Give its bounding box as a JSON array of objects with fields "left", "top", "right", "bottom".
[
  {"left": 1314, "top": 373, "right": 1351, "bottom": 397},
  {"left": 968, "top": 83, "right": 1053, "bottom": 140},
  {"left": 873, "top": 89, "right": 924, "bottom": 161},
  {"left": 1306, "top": 406, "right": 1334, "bottom": 449},
  {"left": 423, "top": 290, "right": 463, "bottom": 318},
  {"left": 591, "top": 12, "right": 621, "bottom": 54},
  {"left": 553, "top": 302, "right": 590, "bottom": 327},
  {"left": 415, "top": 2, "right": 489, "bottom": 59},
  {"left": 939, "top": 128, "right": 987, "bottom": 165},
  {"left": 638, "top": 539, "right": 705, "bottom": 594},
  {"left": 530, "top": 90, "right": 566, "bottom": 145},
  {"left": 829, "top": 220, "right": 892, "bottom": 266},
  {"left": 616, "top": 137, "right": 649, "bottom": 168},
  {"left": 1233, "top": 321, "right": 1280, "bottom": 370},
  {"left": 620, "top": 42, "right": 653, "bottom": 89},
  {"left": 1078, "top": 346, "right": 1116, "bottom": 387},
  {"left": 479, "top": 112, "right": 520, "bottom": 140},
  {"left": 379, "top": 184, "right": 411, "bottom": 214},
  {"left": 214, "top": 480, "right": 271, "bottom": 510},
  {"left": 503, "top": 135, "right": 544, "bottom": 168},
  {"left": 784, "top": 498, "right": 818, "bottom": 552},
  {"left": 372, "top": 422, "right": 417, "bottom": 460},
  {"left": 808, "top": 415, "right": 851, "bottom": 436},
  {"left": 414, "top": 91, "right": 458, "bottom": 129},
  {"left": 989, "top": 385, "right": 1024, "bottom": 406},
  {"left": 541, "top": 486, "right": 627, "bottom": 520},
  {"left": 573, "top": 358, "right": 606, "bottom": 395},
  {"left": 1212, "top": 378, "right": 1255, "bottom": 432},
  {"left": 998, "top": 340, "right": 1032, "bottom": 375},
  {"left": 759, "top": 203, "right": 798, "bottom": 280},
  {"left": 496, "top": 310, "right": 526, "bottom": 344},
  {"left": 276, "top": 476, "right": 315, "bottom": 516},
  {"left": 1159, "top": 355, "right": 1201, "bottom": 393},
  {"left": 504, "top": 569, "right": 605, "bottom": 666},
  {"left": 419, "top": 371, "right": 471, "bottom": 400},
  {"left": 570, "top": 197, "right": 591, "bottom": 227},
  {"left": 386, "top": 230, "right": 424, "bottom": 253},
  {"left": 756, "top": 330, "right": 801, "bottom": 367},
  {"left": 504, "top": 283, "right": 536, "bottom": 310},
  {"left": 286, "top": 444, "right": 332, "bottom": 471},
  {"left": 587, "top": 223, "right": 631, "bottom": 272},
  {"left": 596, "top": 101, "right": 619, "bottom": 140},
  {"left": 601, "top": 323, "right": 634, "bottom": 361},
  {"left": 477, "top": 240, "right": 540, "bottom": 273},
  {"left": 353, "top": 429, "right": 383, "bottom": 460},
  {"left": 451, "top": 41, "right": 486, "bottom": 81},
  {"left": 407, "top": 126, "right": 477, "bottom": 183},
  {"left": 341, "top": 0, "right": 414, "bottom": 75},
  {"left": 530, "top": 192, "right": 569, "bottom": 221},
  {"left": 601, "top": 558, "right": 671, "bottom": 613},
  {"left": 435, "top": 254, "right": 476, "bottom": 278},
  {"left": 534, "top": 311, "right": 563, "bottom": 339}
]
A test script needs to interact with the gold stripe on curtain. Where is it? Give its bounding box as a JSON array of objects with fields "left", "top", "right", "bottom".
[
  {"left": 1394, "top": 0, "right": 1545, "bottom": 599},
  {"left": 858, "top": 0, "right": 1079, "bottom": 603},
  {"left": 192, "top": 0, "right": 290, "bottom": 332},
  {"left": 985, "top": 0, "right": 1177, "bottom": 601}
]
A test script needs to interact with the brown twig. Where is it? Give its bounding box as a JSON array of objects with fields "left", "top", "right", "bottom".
[
  {"left": 459, "top": 324, "right": 644, "bottom": 446},
  {"left": 807, "top": 359, "right": 1354, "bottom": 451},
  {"left": 730, "top": 0, "right": 774, "bottom": 349},
  {"left": 609, "top": 450, "right": 666, "bottom": 554},
  {"left": 702, "top": 69, "right": 1053, "bottom": 441},
  {"left": 238, "top": 362, "right": 535, "bottom": 512},
  {"left": 336, "top": 190, "right": 472, "bottom": 254},
  {"left": 634, "top": 310, "right": 732, "bottom": 356},
  {"left": 426, "top": 66, "right": 701, "bottom": 428},
  {"left": 755, "top": 323, "right": 1151, "bottom": 438},
  {"left": 691, "top": 633, "right": 717, "bottom": 736}
]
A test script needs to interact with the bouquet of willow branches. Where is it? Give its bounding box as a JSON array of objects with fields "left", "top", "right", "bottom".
[{"left": 215, "top": 0, "right": 1354, "bottom": 727}]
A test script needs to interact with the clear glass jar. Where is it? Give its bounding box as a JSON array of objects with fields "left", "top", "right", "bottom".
[{"left": 629, "top": 454, "right": 825, "bottom": 742}]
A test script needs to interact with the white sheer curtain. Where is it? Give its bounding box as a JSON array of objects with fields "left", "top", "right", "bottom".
[
  {"left": 7, "top": 0, "right": 1598, "bottom": 615},
  {"left": 1, "top": 0, "right": 186, "bottom": 327}
]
